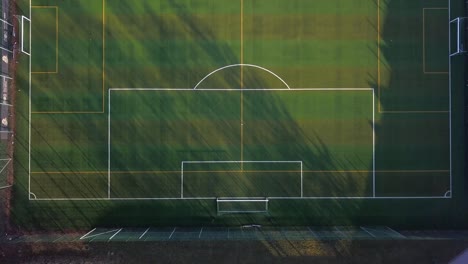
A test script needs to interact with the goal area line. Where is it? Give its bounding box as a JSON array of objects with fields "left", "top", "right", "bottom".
[{"left": 181, "top": 160, "right": 303, "bottom": 198}]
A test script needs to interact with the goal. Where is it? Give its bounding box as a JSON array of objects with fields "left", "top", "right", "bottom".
[
  {"left": 20, "top": 16, "right": 30, "bottom": 55},
  {"left": 216, "top": 198, "right": 269, "bottom": 215},
  {"left": 450, "top": 17, "right": 467, "bottom": 56}
]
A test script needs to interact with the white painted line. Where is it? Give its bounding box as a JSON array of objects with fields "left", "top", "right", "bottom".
[
  {"left": 373, "top": 89, "right": 376, "bottom": 197},
  {"left": 198, "top": 227, "right": 203, "bottom": 239},
  {"left": 79, "top": 228, "right": 96, "bottom": 240},
  {"left": 139, "top": 227, "right": 150, "bottom": 240},
  {"left": 0, "top": 159, "right": 11, "bottom": 175},
  {"left": 360, "top": 226, "right": 376, "bottom": 238},
  {"left": 168, "top": 227, "right": 176, "bottom": 240},
  {"left": 108, "top": 228, "right": 122, "bottom": 241},
  {"left": 181, "top": 162, "right": 183, "bottom": 198},
  {"left": 30, "top": 195, "right": 452, "bottom": 201},
  {"left": 385, "top": 226, "right": 406, "bottom": 238},
  {"left": 110, "top": 88, "right": 374, "bottom": 91},
  {"left": 183, "top": 160, "right": 302, "bottom": 164},
  {"left": 0, "top": 74, "right": 12, "bottom": 80},
  {"left": 307, "top": 226, "right": 317, "bottom": 238},
  {"left": 28, "top": 0, "right": 32, "bottom": 201},
  {"left": 300, "top": 162, "right": 303, "bottom": 197},
  {"left": 182, "top": 161, "right": 301, "bottom": 198},
  {"left": 217, "top": 199, "right": 268, "bottom": 202},
  {"left": 52, "top": 235, "right": 65, "bottom": 242},
  {"left": 0, "top": 185, "right": 12, "bottom": 190},
  {"left": 334, "top": 226, "right": 347, "bottom": 238},
  {"left": 108, "top": 90, "right": 111, "bottom": 199},
  {"left": 448, "top": 0, "right": 453, "bottom": 198},
  {"left": 0, "top": 46, "right": 12, "bottom": 53},
  {"left": 80, "top": 229, "right": 120, "bottom": 240},
  {"left": 0, "top": 17, "right": 12, "bottom": 26},
  {"left": 193, "top": 64, "right": 291, "bottom": 89}
]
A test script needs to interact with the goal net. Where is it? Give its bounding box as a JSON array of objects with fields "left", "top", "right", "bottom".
[
  {"left": 216, "top": 198, "right": 269, "bottom": 215},
  {"left": 450, "top": 17, "right": 467, "bottom": 56}
]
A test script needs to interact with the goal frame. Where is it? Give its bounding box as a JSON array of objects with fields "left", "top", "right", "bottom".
[
  {"left": 450, "top": 17, "right": 467, "bottom": 56},
  {"left": 20, "top": 16, "right": 30, "bottom": 56}
]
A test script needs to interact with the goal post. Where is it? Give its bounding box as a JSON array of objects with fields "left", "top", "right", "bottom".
[
  {"left": 450, "top": 17, "right": 467, "bottom": 56},
  {"left": 20, "top": 16, "right": 30, "bottom": 56},
  {"left": 216, "top": 198, "right": 269, "bottom": 215}
]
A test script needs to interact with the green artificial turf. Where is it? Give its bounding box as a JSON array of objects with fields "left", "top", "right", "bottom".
[{"left": 10, "top": 0, "right": 466, "bottom": 229}]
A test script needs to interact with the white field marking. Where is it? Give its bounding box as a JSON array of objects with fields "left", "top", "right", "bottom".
[
  {"left": 108, "top": 228, "right": 122, "bottom": 241},
  {"left": 217, "top": 199, "right": 269, "bottom": 202},
  {"left": 0, "top": 102, "right": 12, "bottom": 106},
  {"left": 373, "top": 89, "right": 376, "bottom": 197},
  {"left": 52, "top": 235, "right": 65, "bottom": 242},
  {"left": 218, "top": 210, "right": 267, "bottom": 214},
  {"left": 0, "top": 74, "right": 12, "bottom": 80},
  {"left": 29, "top": 192, "right": 36, "bottom": 199},
  {"left": 218, "top": 211, "right": 268, "bottom": 214},
  {"left": 198, "top": 227, "right": 203, "bottom": 239},
  {"left": 168, "top": 227, "right": 176, "bottom": 240},
  {"left": 385, "top": 226, "right": 406, "bottom": 238},
  {"left": 448, "top": 3, "right": 452, "bottom": 197},
  {"left": 307, "top": 226, "right": 318, "bottom": 238},
  {"left": 0, "top": 158, "right": 11, "bottom": 174},
  {"left": 193, "top": 64, "right": 291, "bottom": 89},
  {"left": 360, "top": 226, "right": 377, "bottom": 238},
  {"left": 107, "top": 88, "right": 372, "bottom": 201},
  {"left": 139, "top": 228, "right": 150, "bottom": 240},
  {"left": 183, "top": 161, "right": 301, "bottom": 198},
  {"left": 334, "top": 226, "right": 347, "bottom": 238},
  {"left": 110, "top": 88, "right": 373, "bottom": 91},
  {"left": 300, "top": 162, "right": 303, "bottom": 197},
  {"left": 108, "top": 89, "right": 111, "bottom": 199},
  {"left": 181, "top": 162, "right": 183, "bottom": 198},
  {"left": 0, "top": 17, "right": 12, "bottom": 26},
  {"left": 444, "top": 190, "right": 451, "bottom": 197},
  {"left": 48, "top": 86, "right": 437, "bottom": 201},
  {"left": 183, "top": 160, "right": 302, "bottom": 164},
  {"left": 79, "top": 228, "right": 120, "bottom": 240},
  {"left": 0, "top": 185, "right": 12, "bottom": 190},
  {"left": 30, "top": 195, "right": 451, "bottom": 201},
  {"left": 79, "top": 228, "right": 96, "bottom": 240},
  {"left": 0, "top": 46, "right": 12, "bottom": 53},
  {"left": 28, "top": 0, "right": 32, "bottom": 200}
]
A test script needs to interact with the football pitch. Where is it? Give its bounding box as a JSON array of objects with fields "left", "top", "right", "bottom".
[{"left": 11, "top": 0, "right": 466, "bottom": 228}]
